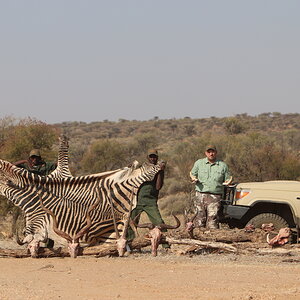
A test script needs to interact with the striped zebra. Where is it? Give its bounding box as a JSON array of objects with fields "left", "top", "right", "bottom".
[
  {"left": 0, "top": 157, "right": 161, "bottom": 256},
  {"left": 0, "top": 134, "right": 73, "bottom": 256},
  {"left": 39, "top": 192, "right": 102, "bottom": 258}
]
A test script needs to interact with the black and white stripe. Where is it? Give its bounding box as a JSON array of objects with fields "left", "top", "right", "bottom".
[{"left": 0, "top": 158, "right": 160, "bottom": 246}]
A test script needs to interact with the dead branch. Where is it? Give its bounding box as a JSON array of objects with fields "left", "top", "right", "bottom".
[
  {"left": 0, "top": 249, "right": 30, "bottom": 258},
  {"left": 84, "top": 237, "right": 151, "bottom": 257},
  {"left": 165, "top": 237, "right": 237, "bottom": 253},
  {"left": 0, "top": 235, "right": 239, "bottom": 258},
  {"left": 0, "top": 237, "right": 150, "bottom": 258},
  {"left": 0, "top": 247, "right": 65, "bottom": 258}
]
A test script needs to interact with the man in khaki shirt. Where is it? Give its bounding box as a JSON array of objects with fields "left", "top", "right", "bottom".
[{"left": 190, "top": 145, "right": 232, "bottom": 229}]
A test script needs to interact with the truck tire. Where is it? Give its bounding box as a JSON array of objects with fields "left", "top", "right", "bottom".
[{"left": 246, "top": 213, "right": 289, "bottom": 230}]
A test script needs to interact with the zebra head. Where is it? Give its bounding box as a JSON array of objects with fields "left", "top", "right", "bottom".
[
  {"left": 109, "top": 161, "right": 162, "bottom": 192},
  {"left": 130, "top": 161, "right": 162, "bottom": 185}
]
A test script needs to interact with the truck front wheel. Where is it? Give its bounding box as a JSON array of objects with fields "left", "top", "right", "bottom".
[{"left": 246, "top": 213, "right": 289, "bottom": 230}]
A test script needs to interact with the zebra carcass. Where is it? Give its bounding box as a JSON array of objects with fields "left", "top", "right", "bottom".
[{"left": 0, "top": 157, "right": 162, "bottom": 257}]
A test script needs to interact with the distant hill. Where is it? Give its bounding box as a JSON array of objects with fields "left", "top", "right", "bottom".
[{"left": 56, "top": 112, "right": 300, "bottom": 146}]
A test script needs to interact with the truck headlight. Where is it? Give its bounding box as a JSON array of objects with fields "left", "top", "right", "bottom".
[{"left": 235, "top": 189, "right": 250, "bottom": 200}]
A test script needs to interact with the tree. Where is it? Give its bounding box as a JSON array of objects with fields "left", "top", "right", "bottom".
[
  {"left": 0, "top": 118, "right": 59, "bottom": 162},
  {"left": 133, "top": 133, "right": 159, "bottom": 156},
  {"left": 81, "top": 139, "right": 128, "bottom": 173},
  {"left": 184, "top": 125, "right": 195, "bottom": 136},
  {"left": 224, "top": 117, "right": 246, "bottom": 135},
  {"left": 225, "top": 133, "right": 300, "bottom": 182}
]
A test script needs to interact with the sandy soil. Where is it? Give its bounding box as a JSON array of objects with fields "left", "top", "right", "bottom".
[{"left": 1, "top": 239, "right": 300, "bottom": 300}]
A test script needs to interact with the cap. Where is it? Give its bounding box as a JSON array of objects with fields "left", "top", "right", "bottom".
[
  {"left": 147, "top": 149, "right": 158, "bottom": 156},
  {"left": 29, "top": 149, "right": 41, "bottom": 157},
  {"left": 205, "top": 145, "right": 217, "bottom": 151}
]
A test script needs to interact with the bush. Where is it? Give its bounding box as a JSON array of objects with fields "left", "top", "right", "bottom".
[{"left": 158, "top": 193, "right": 189, "bottom": 216}]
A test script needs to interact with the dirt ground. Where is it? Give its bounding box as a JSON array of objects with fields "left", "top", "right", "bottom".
[{"left": 1, "top": 235, "right": 300, "bottom": 300}]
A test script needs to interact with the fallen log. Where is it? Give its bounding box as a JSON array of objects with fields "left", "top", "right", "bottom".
[
  {"left": 165, "top": 237, "right": 237, "bottom": 253},
  {"left": 190, "top": 228, "right": 267, "bottom": 244},
  {"left": 0, "top": 245, "right": 119, "bottom": 258},
  {"left": 0, "top": 236, "right": 238, "bottom": 258},
  {"left": 0, "top": 247, "right": 65, "bottom": 258},
  {"left": 0, "top": 248, "right": 30, "bottom": 258},
  {"left": 247, "top": 248, "right": 295, "bottom": 256},
  {"left": 0, "top": 237, "right": 151, "bottom": 258},
  {"left": 282, "top": 258, "right": 300, "bottom": 263}
]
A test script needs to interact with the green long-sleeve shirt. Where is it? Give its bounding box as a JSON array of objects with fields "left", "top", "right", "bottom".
[
  {"left": 17, "top": 161, "right": 57, "bottom": 176},
  {"left": 190, "top": 158, "right": 231, "bottom": 195}
]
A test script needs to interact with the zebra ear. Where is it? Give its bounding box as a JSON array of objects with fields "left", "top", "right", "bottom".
[
  {"left": 131, "top": 161, "right": 139, "bottom": 170},
  {"left": 124, "top": 161, "right": 139, "bottom": 173}
]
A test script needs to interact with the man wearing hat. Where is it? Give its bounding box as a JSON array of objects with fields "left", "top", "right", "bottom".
[
  {"left": 14, "top": 149, "right": 57, "bottom": 176},
  {"left": 190, "top": 145, "right": 232, "bottom": 229},
  {"left": 127, "top": 148, "right": 170, "bottom": 249}
]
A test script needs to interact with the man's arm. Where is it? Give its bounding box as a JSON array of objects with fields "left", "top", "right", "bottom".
[
  {"left": 223, "top": 164, "right": 233, "bottom": 185},
  {"left": 50, "top": 162, "right": 58, "bottom": 172},
  {"left": 190, "top": 161, "right": 199, "bottom": 183},
  {"left": 43, "top": 161, "right": 58, "bottom": 175},
  {"left": 156, "top": 162, "right": 166, "bottom": 190},
  {"left": 189, "top": 172, "right": 198, "bottom": 183},
  {"left": 13, "top": 160, "right": 28, "bottom": 166}
]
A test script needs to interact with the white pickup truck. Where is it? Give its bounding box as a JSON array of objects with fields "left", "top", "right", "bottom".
[{"left": 222, "top": 180, "right": 300, "bottom": 232}]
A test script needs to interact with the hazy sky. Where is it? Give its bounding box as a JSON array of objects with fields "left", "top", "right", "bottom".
[{"left": 0, "top": 1, "right": 299, "bottom": 124}]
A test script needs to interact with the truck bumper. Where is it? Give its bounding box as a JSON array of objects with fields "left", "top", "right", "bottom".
[{"left": 223, "top": 205, "right": 250, "bottom": 220}]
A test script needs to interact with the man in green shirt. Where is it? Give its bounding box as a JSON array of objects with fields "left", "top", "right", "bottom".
[
  {"left": 127, "top": 149, "right": 170, "bottom": 248},
  {"left": 14, "top": 149, "right": 57, "bottom": 176},
  {"left": 190, "top": 145, "right": 232, "bottom": 229}
]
